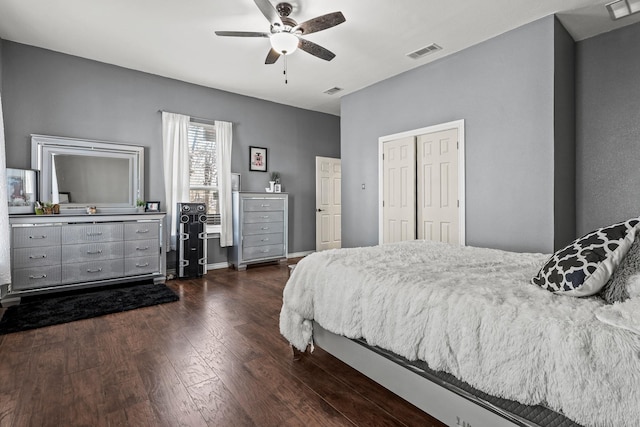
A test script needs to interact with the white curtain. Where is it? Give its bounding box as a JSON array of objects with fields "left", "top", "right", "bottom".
[
  {"left": 215, "top": 120, "right": 233, "bottom": 247},
  {"left": 0, "top": 94, "right": 11, "bottom": 286},
  {"left": 162, "top": 112, "right": 190, "bottom": 251}
]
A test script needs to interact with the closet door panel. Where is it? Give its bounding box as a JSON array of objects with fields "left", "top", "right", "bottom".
[
  {"left": 417, "top": 128, "right": 459, "bottom": 244},
  {"left": 382, "top": 136, "right": 416, "bottom": 243}
]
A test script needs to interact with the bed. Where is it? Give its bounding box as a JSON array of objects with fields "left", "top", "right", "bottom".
[{"left": 279, "top": 221, "right": 640, "bottom": 427}]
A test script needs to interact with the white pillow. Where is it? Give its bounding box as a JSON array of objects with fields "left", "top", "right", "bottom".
[
  {"left": 626, "top": 274, "right": 640, "bottom": 298},
  {"left": 600, "top": 234, "right": 640, "bottom": 303}
]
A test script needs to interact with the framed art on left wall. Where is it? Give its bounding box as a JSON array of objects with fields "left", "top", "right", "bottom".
[{"left": 6, "top": 168, "right": 38, "bottom": 214}]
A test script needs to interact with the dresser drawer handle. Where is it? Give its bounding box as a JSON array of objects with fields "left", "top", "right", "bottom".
[
  {"left": 29, "top": 274, "right": 47, "bottom": 279},
  {"left": 261, "top": 238, "right": 270, "bottom": 242},
  {"left": 261, "top": 204, "right": 270, "bottom": 207},
  {"left": 87, "top": 250, "right": 103, "bottom": 255},
  {"left": 261, "top": 215, "right": 270, "bottom": 219},
  {"left": 87, "top": 231, "right": 103, "bottom": 236},
  {"left": 261, "top": 249, "right": 270, "bottom": 253},
  {"left": 29, "top": 254, "right": 47, "bottom": 259},
  {"left": 28, "top": 235, "right": 47, "bottom": 240},
  {"left": 261, "top": 227, "right": 270, "bottom": 230},
  {"left": 136, "top": 229, "right": 150, "bottom": 234},
  {"left": 136, "top": 262, "right": 150, "bottom": 268},
  {"left": 87, "top": 268, "right": 103, "bottom": 273},
  {"left": 136, "top": 246, "right": 150, "bottom": 251}
]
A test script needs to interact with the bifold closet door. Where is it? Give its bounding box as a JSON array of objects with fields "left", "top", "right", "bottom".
[
  {"left": 416, "top": 128, "right": 459, "bottom": 244},
  {"left": 382, "top": 136, "right": 416, "bottom": 243}
]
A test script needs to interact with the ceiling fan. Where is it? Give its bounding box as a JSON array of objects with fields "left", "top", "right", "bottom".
[{"left": 215, "top": 0, "right": 346, "bottom": 64}]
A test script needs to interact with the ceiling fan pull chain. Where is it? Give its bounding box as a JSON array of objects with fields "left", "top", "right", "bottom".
[{"left": 284, "top": 54, "right": 288, "bottom": 84}]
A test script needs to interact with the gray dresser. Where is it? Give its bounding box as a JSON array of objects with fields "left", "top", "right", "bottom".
[
  {"left": 3, "top": 213, "right": 166, "bottom": 306},
  {"left": 229, "top": 192, "right": 288, "bottom": 270}
]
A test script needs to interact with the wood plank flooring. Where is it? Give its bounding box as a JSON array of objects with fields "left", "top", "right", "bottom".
[{"left": 0, "top": 261, "right": 446, "bottom": 427}]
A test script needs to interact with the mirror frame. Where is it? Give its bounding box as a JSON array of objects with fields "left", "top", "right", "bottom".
[{"left": 31, "top": 134, "right": 144, "bottom": 213}]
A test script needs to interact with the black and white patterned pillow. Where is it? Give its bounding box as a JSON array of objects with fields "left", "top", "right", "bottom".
[{"left": 532, "top": 218, "right": 640, "bottom": 296}]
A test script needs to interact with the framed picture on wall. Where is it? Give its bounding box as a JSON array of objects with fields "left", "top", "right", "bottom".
[
  {"left": 6, "top": 168, "right": 38, "bottom": 214},
  {"left": 249, "top": 146, "right": 267, "bottom": 172}
]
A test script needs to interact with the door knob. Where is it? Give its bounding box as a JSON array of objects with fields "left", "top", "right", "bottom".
[{"left": 316, "top": 208, "right": 324, "bottom": 212}]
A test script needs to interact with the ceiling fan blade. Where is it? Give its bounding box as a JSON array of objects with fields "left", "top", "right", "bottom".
[
  {"left": 294, "top": 12, "right": 345, "bottom": 35},
  {"left": 215, "top": 31, "right": 270, "bottom": 38},
  {"left": 253, "top": 0, "right": 283, "bottom": 27},
  {"left": 265, "top": 48, "right": 281, "bottom": 64},
  {"left": 298, "top": 38, "right": 336, "bottom": 61}
]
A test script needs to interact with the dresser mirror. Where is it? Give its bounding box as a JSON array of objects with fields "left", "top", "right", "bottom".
[{"left": 31, "top": 135, "right": 144, "bottom": 213}]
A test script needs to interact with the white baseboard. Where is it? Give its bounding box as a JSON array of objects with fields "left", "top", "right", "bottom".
[
  {"left": 288, "top": 250, "right": 314, "bottom": 258},
  {"left": 167, "top": 264, "right": 229, "bottom": 278},
  {"left": 171, "top": 252, "right": 312, "bottom": 275},
  {"left": 207, "top": 262, "right": 230, "bottom": 270},
  {"left": 207, "top": 254, "right": 308, "bottom": 270}
]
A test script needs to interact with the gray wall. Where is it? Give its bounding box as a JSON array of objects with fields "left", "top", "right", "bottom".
[
  {"left": 341, "top": 16, "right": 569, "bottom": 254},
  {"left": 553, "top": 18, "right": 577, "bottom": 249},
  {"left": 1, "top": 41, "right": 340, "bottom": 265},
  {"left": 576, "top": 22, "right": 640, "bottom": 235},
  {"left": 0, "top": 38, "right": 3, "bottom": 90}
]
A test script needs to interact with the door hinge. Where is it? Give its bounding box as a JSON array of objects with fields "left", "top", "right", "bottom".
[
  {"left": 457, "top": 141, "right": 459, "bottom": 149},
  {"left": 457, "top": 200, "right": 459, "bottom": 207},
  {"left": 382, "top": 201, "right": 385, "bottom": 207},
  {"left": 382, "top": 153, "right": 385, "bottom": 160}
]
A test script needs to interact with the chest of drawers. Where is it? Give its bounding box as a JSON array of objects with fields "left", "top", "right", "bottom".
[
  {"left": 3, "top": 213, "right": 166, "bottom": 306},
  {"left": 229, "top": 192, "right": 288, "bottom": 270}
]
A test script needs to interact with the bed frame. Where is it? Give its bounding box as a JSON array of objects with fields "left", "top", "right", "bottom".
[{"left": 310, "top": 322, "right": 570, "bottom": 427}]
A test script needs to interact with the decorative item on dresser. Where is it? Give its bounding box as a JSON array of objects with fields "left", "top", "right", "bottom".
[
  {"left": 145, "top": 201, "right": 160, "bottom": 212},
  {"left": 229, "top": 192, "right": 288, "bottom": 270},
  {"left": 231, "top": 173, "right": 241, "bottom": 191},
  {"left": 2, "top": 213, "right": 166, "bottom": 306},
  {"left": 6, "top": 168, "right": 38, "bottom": 214}
]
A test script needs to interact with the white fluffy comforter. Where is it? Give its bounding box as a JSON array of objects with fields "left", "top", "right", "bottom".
[{"left": 279, "top": 240, "right": 640, "bottom": 427}]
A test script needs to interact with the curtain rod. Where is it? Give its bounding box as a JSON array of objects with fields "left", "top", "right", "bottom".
[{"left": 158, "top": 109, "right": 232, "bottom": 125}]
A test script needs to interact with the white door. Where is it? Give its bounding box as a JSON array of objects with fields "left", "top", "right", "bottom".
[
  {"left": 316, "top": 157, "right": 342, "bottom": 251},
  {"left": 417, "top": 128, "right": 459, "bottom": 243},
  {"left": 382, "top": 136, "right": 416, "bottom": 243}
]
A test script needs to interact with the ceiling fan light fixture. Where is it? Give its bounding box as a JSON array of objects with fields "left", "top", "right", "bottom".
[{"left": 270, "top": 32, "right": 298, "bottom": 55}]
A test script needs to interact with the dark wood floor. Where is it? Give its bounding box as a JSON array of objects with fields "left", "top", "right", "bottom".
[{"left": 0, "top": 261, "right": 446, "bottom": 427}]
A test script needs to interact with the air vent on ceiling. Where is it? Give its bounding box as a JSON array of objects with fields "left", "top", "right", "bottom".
[
  {"left": 407, "top": 43, "right": 442, "bottom": 59},
  {"left": 323, "top": 87, "right": 343, "bottom": 95},
  {"left": 606, "top": 0, "right": 640, "bottom": 20}
]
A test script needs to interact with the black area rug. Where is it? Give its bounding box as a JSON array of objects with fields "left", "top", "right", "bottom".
[{"left": 0, "top": 282, "right": 179, "bottom": 335}]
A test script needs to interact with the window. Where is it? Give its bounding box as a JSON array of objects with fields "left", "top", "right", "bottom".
[{"left": 188, "top": 121, "right": 221, "bottom": 233}]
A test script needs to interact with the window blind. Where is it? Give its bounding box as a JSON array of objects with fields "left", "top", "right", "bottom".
[{"left": 188, "top": 122, "right": 220, "bottom": 224}]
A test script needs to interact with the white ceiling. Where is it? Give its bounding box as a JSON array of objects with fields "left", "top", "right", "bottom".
[{"left": 0, "top": 0, "right": 639, "bottom": 116}]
